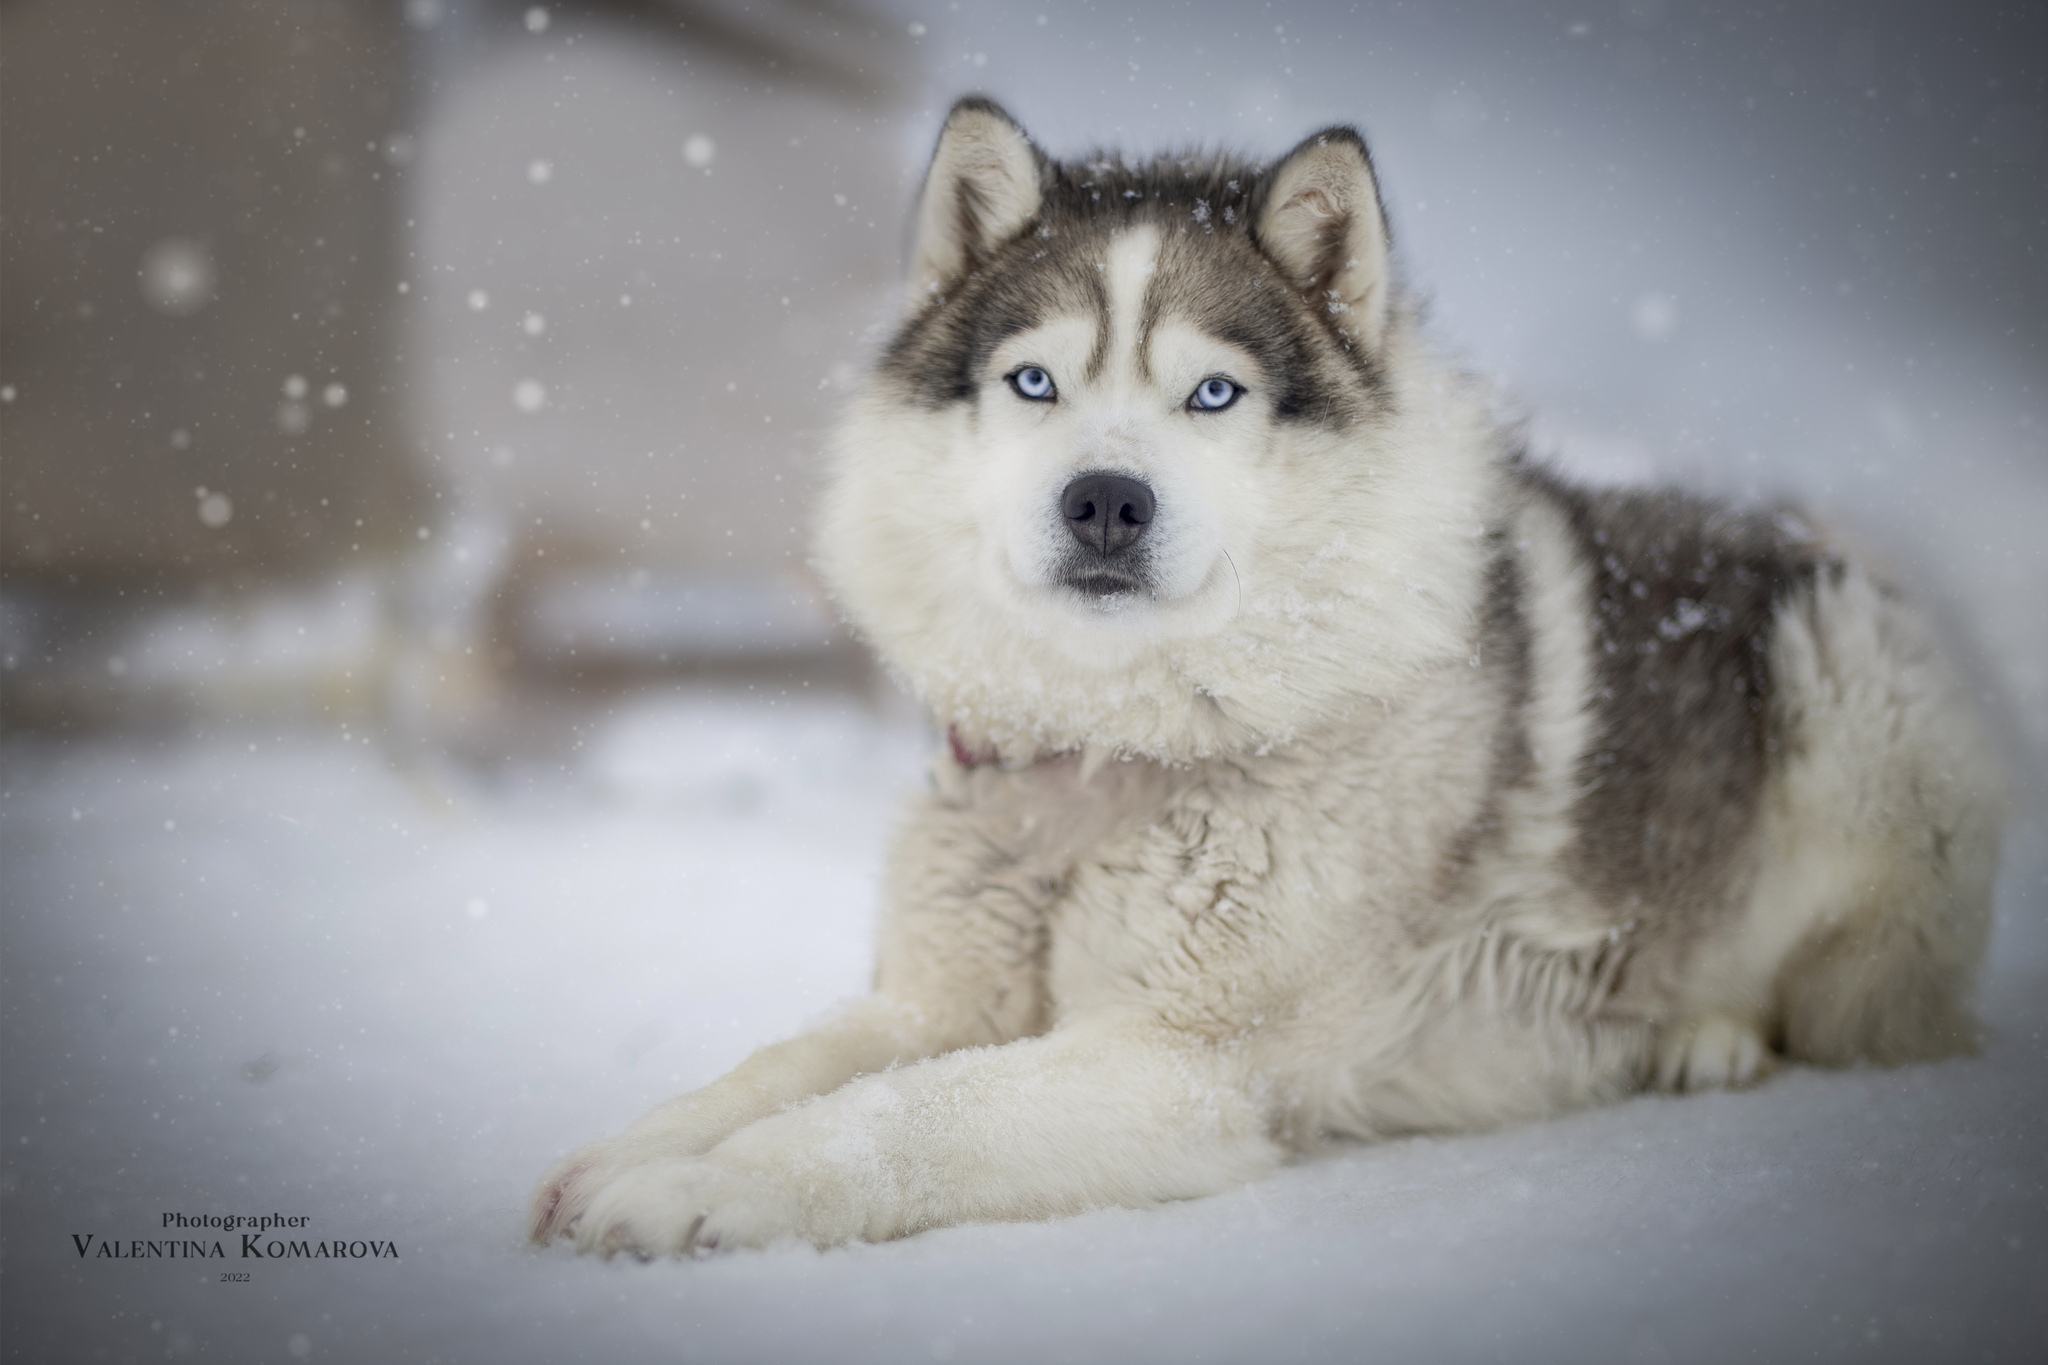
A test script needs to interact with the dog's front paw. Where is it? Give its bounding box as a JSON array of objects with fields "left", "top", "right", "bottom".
[
  {"left": 571, "top": 1158, "right": 817, "bottom": 1258},
  {"left": 530, "top": 1130, "right": 711, "bottom": 1245},
  {"left": 1656, "top": 1014, "right": 1776, "bottom": 1092},
  {"left": 529, "top": 1136, "right": 637, "bottom": 1244},
  {"left": 531, "top": 1094, "right": 757, "bottom": 1243}
]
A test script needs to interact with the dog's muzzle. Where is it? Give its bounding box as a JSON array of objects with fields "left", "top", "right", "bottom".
[{"left": 1057, "top": 470, "right": 1154, "bottom": 597}]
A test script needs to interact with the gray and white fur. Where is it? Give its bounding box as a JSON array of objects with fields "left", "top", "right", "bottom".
[{"left": 530, "top": 99, "right": 2006, "bottom": 1256}]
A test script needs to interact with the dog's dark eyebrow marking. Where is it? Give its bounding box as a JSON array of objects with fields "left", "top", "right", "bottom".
[
  {"left": 1083, "top": 261, "right": 1111, "bottom": 384},
  {"left": 976, "top": 287, "right": 1051, "bottom": 362},
  {"left": 881, "top": 248, "right": 1082, "bottom": 406},
  {"left": 1163, "top": 240, "right": 1352, "bottom": 422},
  {"left": 1136, "top": 253, "right": 1165, "bottom": 386},
  {"left": 955, "top": 287, "right": 1046, "bottom": 401}
]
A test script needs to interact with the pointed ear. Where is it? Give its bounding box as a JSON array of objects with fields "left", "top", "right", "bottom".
[
  {"left": 1253, "top": 127, "right": 1393, "bottom": 352},
  {"left": 906, "top": 98, "right": 1045, "bottom": 307}
]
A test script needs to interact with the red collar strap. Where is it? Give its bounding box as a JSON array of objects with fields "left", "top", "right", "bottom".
[
  {"left": 947, "top": 725, "right": 999, "bottom": 769},
  {"left": 946, "top": 726, "right": 1122, "bottom": 780}
]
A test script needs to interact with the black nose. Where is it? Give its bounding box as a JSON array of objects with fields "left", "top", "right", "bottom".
[{"left": 1060, "top": 472, "right": 1155, "bottom": 557}]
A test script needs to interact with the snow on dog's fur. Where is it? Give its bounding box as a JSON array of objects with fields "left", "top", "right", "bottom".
[{"left": 530, "top": 100, "right": 2006, "bottom": 1256}]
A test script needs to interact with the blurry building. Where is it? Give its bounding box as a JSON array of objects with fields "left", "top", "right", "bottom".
[
  {"left": 0, "top": 0, "right": 916, "bottom": 728},
  {"left": 2, "top": 0, "right": 424, "bottom": 582},
  {"left": 407, "top": 0, "right": 915, "bottom": 673}
]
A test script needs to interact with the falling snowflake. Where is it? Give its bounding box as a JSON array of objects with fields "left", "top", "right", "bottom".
[{"left": 138, "top": 238, "right": 216, "bottom": 316}]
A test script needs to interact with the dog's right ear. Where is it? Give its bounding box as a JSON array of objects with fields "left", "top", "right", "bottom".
[
  {"left": 1253, "top": 127, "right": 1393, "bottom": 353},
  {"left": 906, "top": 98, "right": 1045, "bottom": 308}
]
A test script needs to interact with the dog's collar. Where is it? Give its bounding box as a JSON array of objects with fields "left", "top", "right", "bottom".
[
  {"left": 946, "top": 726, "right": 1062, "bottom": 771},
  {"left": 945, "top": 726, "right": 1119, "bottom": 784},
  {"left": 946, "top": 725, "right": 1000, "bottom": 769}
]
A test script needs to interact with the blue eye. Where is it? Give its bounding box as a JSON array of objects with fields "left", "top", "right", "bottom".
[
  {"left": 1189, "top": 377, "right": 1240, "bottom": 411},
  {"left": 1009, "top": 366, "right": 1056, "bottom": 401}
]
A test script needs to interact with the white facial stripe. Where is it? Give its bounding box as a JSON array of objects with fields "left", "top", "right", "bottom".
[{"left": 1101, "top": 225, "right": 1162, "bottom": 384}]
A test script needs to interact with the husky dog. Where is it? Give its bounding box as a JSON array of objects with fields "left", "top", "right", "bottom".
[{"left": 530, "top": 99, "right": 2005, "bottom": 1257}]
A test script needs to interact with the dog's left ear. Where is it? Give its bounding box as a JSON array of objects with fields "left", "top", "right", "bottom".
[
  {"left": 1253, "top": 128, "right": 1393, "bottom": 352},
  {"left": 905, "top": 98, "right": 1046, "bottom": 308}
]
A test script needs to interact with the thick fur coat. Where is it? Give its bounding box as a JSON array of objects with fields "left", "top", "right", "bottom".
[{"left": 530, "top": 100, "right": 2005, "bottom": 1256}]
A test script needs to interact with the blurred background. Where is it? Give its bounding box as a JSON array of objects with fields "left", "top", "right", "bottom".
[
  {"left": 2, "top": 3, "right": 2045, "bottom": 1362},
  {"left": 4, "top": 0, "right": 2042, "bottom": 750}
]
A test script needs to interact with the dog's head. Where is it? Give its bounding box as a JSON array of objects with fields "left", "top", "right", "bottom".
[{"left": 817, "top": 100, "right": 1501, "bottom": 762}]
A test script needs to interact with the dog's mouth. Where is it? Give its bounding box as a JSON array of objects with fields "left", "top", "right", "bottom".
[
  {"left": 1057, "top": 569, "right": 1152, "bottom": 601},
  {"left": 1051, "top": 536, "right": 1155, "bottom": 602}
]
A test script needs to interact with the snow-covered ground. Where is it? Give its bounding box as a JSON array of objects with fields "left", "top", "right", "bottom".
[{"left": 3, "top": 680, "right": 2044, "bottom": 1364}]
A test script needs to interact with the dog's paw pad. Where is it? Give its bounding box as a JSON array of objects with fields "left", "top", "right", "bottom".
[{"left": 1657, "top": 1015, "right": 1775, "bottom": 1093}]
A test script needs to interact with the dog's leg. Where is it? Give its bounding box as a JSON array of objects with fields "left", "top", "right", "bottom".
[
  {"left": 533, "top": 756, "right": 1111, "bottom": 1247},
  {"left": 570, "top": 1015, "right": 1283, "bottom": 1256},
  {"left": 528, "top": 993, "right": 960, "bottom": 1243},
  {"left": 533, "top": 789, "right": 1065, "bottom": 1244}
]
